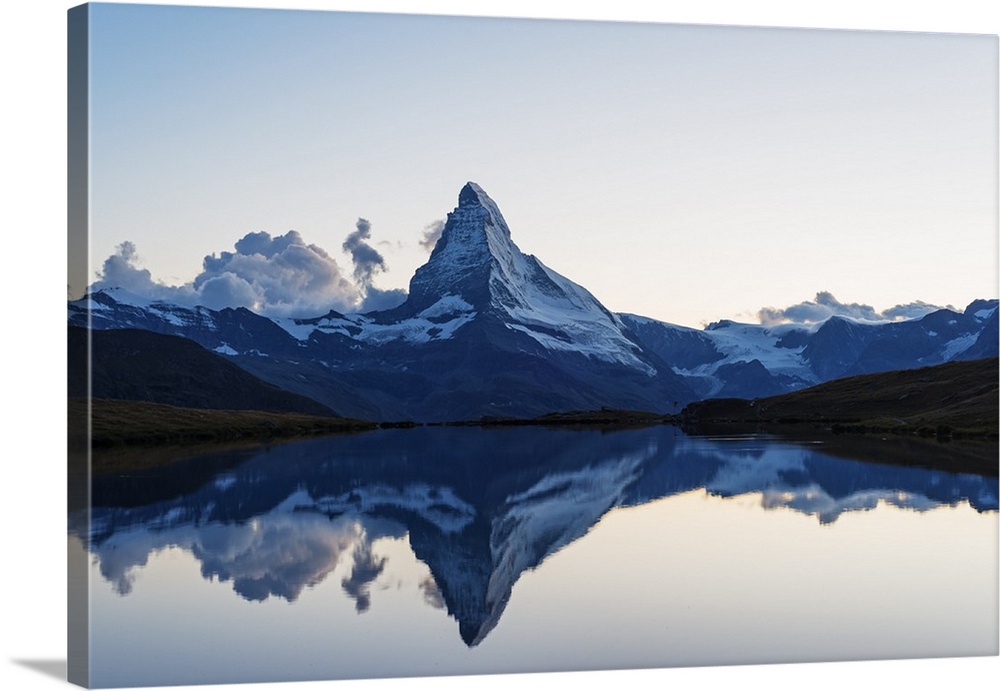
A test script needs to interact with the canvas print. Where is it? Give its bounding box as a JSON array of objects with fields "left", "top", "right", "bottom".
[{"left": 67, "top": 2, "right": 999, "bottom": 688}]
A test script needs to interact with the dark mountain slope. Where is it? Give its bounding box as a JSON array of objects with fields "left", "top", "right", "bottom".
[
  {"left": 681, "top": 357, "right": 998, "bottom": 438},
  {"left": 68, "top": 326, "right": 338, "bottom": 416}
]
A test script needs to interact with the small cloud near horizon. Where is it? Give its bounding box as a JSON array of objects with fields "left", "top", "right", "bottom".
[{"left": 756, "top": 291, "right": 951, "bottom": 325}]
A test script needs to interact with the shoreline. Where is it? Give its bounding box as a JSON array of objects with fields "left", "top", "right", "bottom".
[{"left": 73, "top": 398, "right": 997, "bottom": 479}]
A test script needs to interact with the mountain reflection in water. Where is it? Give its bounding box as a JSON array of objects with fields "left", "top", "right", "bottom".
[{"left": 70, "top": 426, "right": 998, "bottom": 648}]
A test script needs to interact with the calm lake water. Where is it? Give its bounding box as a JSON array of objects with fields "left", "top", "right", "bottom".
[{"left": 69, "top": 426, "right": 999, "bottom": 688}]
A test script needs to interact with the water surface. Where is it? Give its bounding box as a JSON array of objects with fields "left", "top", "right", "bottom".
[{"left": 69, "top": 426, "right": 999, "bottom": 687}]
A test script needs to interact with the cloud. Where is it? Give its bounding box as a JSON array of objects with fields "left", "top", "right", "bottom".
[
  {"left": 88, "top": 513, "right": 361, "bottom": 602},
  {"left": 419, "top": 219, "right": 445, "bottom": 252},
  {"left": 757, "top": 291, "right": 949, "bottom": 325},
  {"left": 195, "top": 230, "right": 361, "bottom": 316},
  {"left": 882, "top": 300, "right": 952, "bottom": 321},
  {"left": 341, "top": 539, "right": 387, "bottom": 613},
  {"left": 196, "top": 272, "right": 258, "bottom": 312},
  {"left": 90, "top": 223, "right": 411, "bottom": 317},
  {"left": 342, "top": 218, "right": 386, "bottom": 288},
  {"left": 358, "top": 286, "right": 408, "bottom": 312},
  {"left": 339, "top": 218, "right": 408, "bottom": 312},
  {"left": 419, "top": 576, "right": 446, "bottom": 610},
  {"left": 92, "top": 241, "right": 198, "bottom": 305}
]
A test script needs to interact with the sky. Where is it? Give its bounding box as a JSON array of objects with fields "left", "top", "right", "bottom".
[
  {"left": 3, "top": 4, "right": 1000, "bottom": 691},
  {"left": 76, "top": 2, "right": 999, "bottom": 328}
]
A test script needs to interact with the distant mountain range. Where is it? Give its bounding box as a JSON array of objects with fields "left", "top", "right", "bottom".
[
  {"left": 68, "top": 182, "right": 998, "bottom": 422},
  {"left": 622, "top": 298, "right": 998, "bottom": 399}
]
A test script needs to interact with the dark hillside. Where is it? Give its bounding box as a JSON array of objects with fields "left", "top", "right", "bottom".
[
  {"left": 682, "top": 358, "right": 998, "bottom": 439},
  {"left": 68, "top": 326, "right": 337, "bottom": 417}
]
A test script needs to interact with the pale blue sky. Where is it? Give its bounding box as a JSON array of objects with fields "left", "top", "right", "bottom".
[{"left": 84, "top": 2, "right": 998, "bottom": 327}]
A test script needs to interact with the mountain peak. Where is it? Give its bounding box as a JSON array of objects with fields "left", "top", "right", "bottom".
[
  {"left": 383, "top": 183, "right": 665, "bottom": 377},
  {"left": 458, "top": 181, "right": 489, "bottom": 207},
  {"left": 450, "top": 182, "right": 511, "bottom": 238},
  {"left": 401, "top": 183, "right": 516, "bottom": 313}
]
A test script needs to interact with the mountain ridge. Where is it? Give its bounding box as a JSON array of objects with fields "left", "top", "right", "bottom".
[
  {"left": 68, "top": 182, "right": 999, "bottom": 422},
  {"left": 621, "top": 299, "right": 997, "bottom": 399}
]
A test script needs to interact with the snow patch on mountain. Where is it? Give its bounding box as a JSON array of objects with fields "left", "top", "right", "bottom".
[
  {"left": 274, "top": 293, "right": 477, "bottom": 345},
  {"left": 698, "top": 320, "right": 819, "bottom": 379},
  {"left": 648, "top": 319, "right": 822, "bottom": 393},
  {"left": 69, "top": 287, "right": 219, "bottom": 332},
  {"left": 92, "top": 286, "right": 160, "bottom": 309},
  {"left": 418, "top": 294, "right": 474, "bottom": 319},
  {"left": 307, "top": 484, "right": 477, "bottom": 535},
  {"left": 354, "top": 308, "right": 477, "bottom": 345},
  {"left": 941, "top": 333, "right": 980, "bottom": 360},
  {"left": 502, "top": 258, "right": 656, "bottom": 374}
]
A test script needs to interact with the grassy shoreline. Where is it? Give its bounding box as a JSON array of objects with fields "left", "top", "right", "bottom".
[
  {"left": 69, "top": 358, "right": 998, "bottom": 476},
  {"left": 680, "top": 358, "right": 998, "bottom": 442},
  {"left": 70, "top": 398, "right": 379, "bottom": 450}
]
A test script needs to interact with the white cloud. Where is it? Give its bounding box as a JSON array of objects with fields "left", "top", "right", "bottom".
[
  {"left": 757, "top": 291, "right": 949, "bottom": 325},
  {"left": 90, "top": 226, "right": 409, "bottom": 317}
]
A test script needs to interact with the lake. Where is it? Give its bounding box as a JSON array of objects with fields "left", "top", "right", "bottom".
[{"left": 68, "top": 426, "right": 999, "bottom": 688}]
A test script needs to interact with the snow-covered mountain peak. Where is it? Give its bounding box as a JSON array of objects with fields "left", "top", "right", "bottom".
[
  {"left": 403, "top": 183, "right": 513, "bottom": 311},
  {"left": 457, "top": 181, "right": 506, "bottom": 219},
  {"left": 424, "top": 182, "right": 513, "bottom": 269},
  {"left": 398, "top": 183, "right": 659, "bottom": 372},
  {"left": 456, "top": 181, "right": 508, "bottom": 235}
]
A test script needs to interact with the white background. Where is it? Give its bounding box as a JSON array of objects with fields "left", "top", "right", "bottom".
[{"left": 1, "top": 2, "right": 997, "bottom": 691}]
